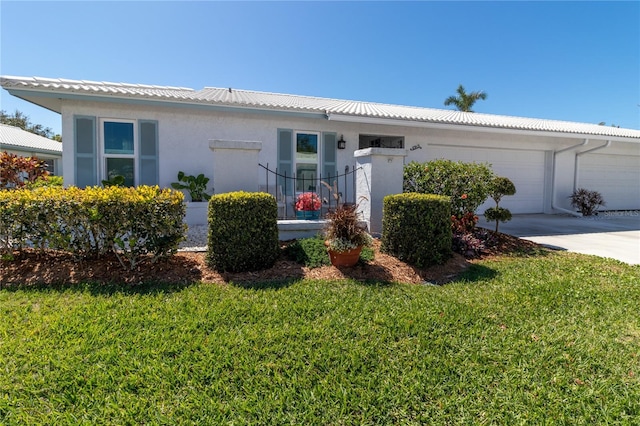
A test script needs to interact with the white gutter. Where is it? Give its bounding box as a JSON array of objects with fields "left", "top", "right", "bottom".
[
  {"left": 551, "top": 139, "right": 589, "bottom": 216},
  {"left": 574, "top": 140, "right": 612, "bottom": 191},
  {"left": 327, "top": 113, "right": 639, "bottom": 143}
]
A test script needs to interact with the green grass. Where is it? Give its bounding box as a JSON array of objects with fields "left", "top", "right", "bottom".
[{"left": 1, "top": 252, "right": 639, "bottom": 424}]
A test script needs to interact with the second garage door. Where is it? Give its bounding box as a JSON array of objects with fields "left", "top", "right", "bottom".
[{"left": 579, "top": 153, "right": 640, "bottom": 211}]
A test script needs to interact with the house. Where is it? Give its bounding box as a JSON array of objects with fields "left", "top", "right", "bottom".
[
  {"left": 0, "top": 123, "right": 63, "bottom": 175},
  {"left": 1, "top": 76, "right": 639, "bottom": 225}
]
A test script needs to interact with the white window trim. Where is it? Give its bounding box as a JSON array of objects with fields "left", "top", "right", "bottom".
[{"left": 99, "top": 118, "right": 138, "bottom": 185}]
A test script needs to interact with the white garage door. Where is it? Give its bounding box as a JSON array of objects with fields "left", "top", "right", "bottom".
[
  {"left": 427, "top": 147, "right": 546, "bottom": 214},
  {"left": 580, "top": 154, "right": 640, "bottom": 210}
]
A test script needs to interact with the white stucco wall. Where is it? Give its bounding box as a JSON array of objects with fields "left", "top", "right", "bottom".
[
  {"left": 61, "top": 101, "right": 360, "bottom": 196},
  {"left": 60, "top": 100, "right": 640, "bottom": 214}
]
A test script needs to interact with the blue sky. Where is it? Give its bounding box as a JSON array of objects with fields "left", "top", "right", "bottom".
[{"left": 1, "top": 1, "right": 638, "bottom": 135}]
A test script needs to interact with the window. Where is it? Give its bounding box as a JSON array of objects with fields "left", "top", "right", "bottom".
[
  {"left": 277, "top": 129, "right": 337, "bottom": 197},
  {"left": 43, "top": 159, "right": 55, "bottom": 175},
  {"left": 359, "top": 134, "right": 404, "bottom": 149},
  {"left": 102, "top": 120, "right": 136, "bottom": 186},
  {"left": 295, "top": 132, "right": 319, "bottom": 191},
  {"left": 74, "top": 116, "right": 158, "bottom": 188}
]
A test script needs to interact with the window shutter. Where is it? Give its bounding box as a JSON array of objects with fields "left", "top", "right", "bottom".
[
  {"left": 322, "top": 132, "right": 337, "bottom": 185},
  {"left": 139, "top": 120, "right": 159, "bottom": 186},
  {"left": 277, "top": 129, "right": 293, "bottom": 196},
  {"left": 74, "top": 116, "right": 97, "bottom": 187}
]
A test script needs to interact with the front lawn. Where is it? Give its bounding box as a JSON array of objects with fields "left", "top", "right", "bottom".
[{"left": 1, "top": 252, "right": 639, "bottom": 424}]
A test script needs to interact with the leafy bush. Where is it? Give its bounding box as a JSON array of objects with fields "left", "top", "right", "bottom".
[
  {"left": 0, "top": 186, "right": 186, "bottom": 268},
  {"left": 0, "top": 151, "right": 49, "bottom": 189},
  {"left": 102, "top": 175, "right": 125, "bottom": 187},
  {"left": 484, "top": 176, "right": 516, "bottom": 232},
  {"left": 451, "top": 212, "right": 479, "bottom": 234},
  {"left": 285, "top": 235, "right": 330, "bottom": 268},
  {"left": 24, "top": 175, "right": 63, "bottom": 189},
  {"left": 484, "top": 207, "right": 512, "bottom": 231},
  {"left": 452, "top": 232, "right": 486, "bottom": 258},
  {"left": 207, "top": 191, "right": 279, "bottom": 272},
  {"left": 381, "top": 193, "right": 452, "bottom": 267},
  {"left": 403, "top": 159, "right": 495, "bottom": 218},
  {"left": 569, "top": 188, "right": 605, "bottom": 216},
  {"left": 171, "top": 171, "right": 211, "bottom": 202}
]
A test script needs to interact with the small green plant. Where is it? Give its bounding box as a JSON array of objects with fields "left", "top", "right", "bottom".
[
  {"left": 569, "top": 188, "right": 605, "bottom": 216},
  {"left": 285, "top": 235, "right": 331, "bottom": 268},
  {"left": 171, "top": 171, "right": 211, "bottom": 202},
  {"left": 101, "top": 175, "right": 125, "bottom": 187},
  {"left": 25, "top": 175, "right": 63, "bottom": 189},
  {"left": 484, "top": 176, "right": 516, "bottom": 232}
]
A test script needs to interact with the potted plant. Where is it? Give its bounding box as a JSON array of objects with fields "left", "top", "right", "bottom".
[
  {"left": 295, "top": 192, "right": 322, "bottom": 220},
  {"left": 171, "top": 171, "right": 212, "bottom": 202},
  {"left": 171, "top": 171, "right": 212, "bottom": 227},
  {"left": 324, "top": 203, "right": 372, "bottom": 267}
]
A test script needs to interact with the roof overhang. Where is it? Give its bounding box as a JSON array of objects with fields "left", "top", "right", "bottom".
[
  {"left": 4, "top": 87, "right": 328, "bottom": 120},
  {"left": 327, "top": 113, "right": 640, "bottom": 143}
]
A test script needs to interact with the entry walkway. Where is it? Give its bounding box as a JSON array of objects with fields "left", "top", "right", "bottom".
[{"left": 486, "top": 213, "right": 640, "bottom": 265}]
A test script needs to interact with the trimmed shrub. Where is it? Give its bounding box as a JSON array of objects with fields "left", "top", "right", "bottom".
[
  {"left": 207, "top": 191, "right": 279, "bottom": 272},
  {"left": 484, "top": 176, "right": 516, "bottom": 232},
  {"left": 0, "top": 186, "right": 186, "bottom": 268},
  {"left": 403, "top": 159, "right": 495, "bottom": 218},
  {"left": 569, "top": 188, "right": 605, "bottom": 216},
  {"left": 381, "top": 193, "right": 452, "bottom": 267}
]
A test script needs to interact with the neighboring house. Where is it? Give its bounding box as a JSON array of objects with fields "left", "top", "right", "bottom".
[
  {"left": 0, "top": 123, "right": 63, "bottom": 175},
  {"left": 1, "top": 75, "right": 639, "bottom": 215}
]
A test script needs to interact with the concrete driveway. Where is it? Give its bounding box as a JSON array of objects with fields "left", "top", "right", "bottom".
[{"left": 483, "top": 213, "right": 640, "bottom": 265}]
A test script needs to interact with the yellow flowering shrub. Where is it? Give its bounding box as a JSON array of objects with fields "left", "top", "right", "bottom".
[{"left": 0, "top": 186, "right": 186, "bottom": 268}]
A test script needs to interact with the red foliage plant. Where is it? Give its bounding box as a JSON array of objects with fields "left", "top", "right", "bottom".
[{"left": 0, "top": 151, "right": 50, "bottom": 189}]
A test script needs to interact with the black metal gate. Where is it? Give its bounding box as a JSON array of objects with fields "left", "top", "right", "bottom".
[{"left": 258, "top": 163, "right": 360, "bottom": 218}]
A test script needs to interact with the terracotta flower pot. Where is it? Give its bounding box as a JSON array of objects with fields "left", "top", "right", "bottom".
[{"left": 325, "top": 242, "right": 363, "bottom": 267}]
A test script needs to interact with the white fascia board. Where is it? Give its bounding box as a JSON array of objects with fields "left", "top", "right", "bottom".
[{"left": 326, "top": 113, "right": 640, "bottom": 144}]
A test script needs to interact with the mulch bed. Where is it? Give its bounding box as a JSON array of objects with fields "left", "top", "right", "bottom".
[{"left": 1, "top": 231, "right": 545, "bottom": 287}]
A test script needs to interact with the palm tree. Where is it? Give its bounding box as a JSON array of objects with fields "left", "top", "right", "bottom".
[{"left": 444, "top": 84, "right": 487, "bottom": 112}]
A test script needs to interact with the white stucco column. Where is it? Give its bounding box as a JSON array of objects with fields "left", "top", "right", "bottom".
[
  {"left": 209, "top": 140, "right": 262, "bottom": 194},
  {"left": 355, "top": 148, "right": 408, "bottom": 235}
]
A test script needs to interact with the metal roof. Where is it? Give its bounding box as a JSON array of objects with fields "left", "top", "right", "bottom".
[
  {"left": 2, "top": 75, "right": 639, "bottom": 140},
  {"left": 0, "top": 123, "right": 62, "bottom": 154}
]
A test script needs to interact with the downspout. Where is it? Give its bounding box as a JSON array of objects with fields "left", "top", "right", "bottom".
[
  {"left": 551, "top": 139, "right": 589, "bottom": 216},
  {"left": 574, "top": 140, "right": 611, "bottom": 191}
]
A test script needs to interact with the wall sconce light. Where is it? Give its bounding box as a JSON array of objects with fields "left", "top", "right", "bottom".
[{"left": 337, "top": 135, "right": 346, "bottom": 149}]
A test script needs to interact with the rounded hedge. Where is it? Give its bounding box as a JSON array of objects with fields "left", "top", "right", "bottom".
[
  {"left": 381, "top": 193, "right": 452, "bottom": 268},
  {"left": 207, "top": 191, "right": 279, "bottom": 272}
]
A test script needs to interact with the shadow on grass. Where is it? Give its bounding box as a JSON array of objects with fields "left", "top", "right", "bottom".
[
  {"left": 230, "top": 278, "right": 302, "bottom": 291},
  {"left": 0, "top": 279, "right": 198, "bottom": 296},
  {"left": 455, "top": 264, "right": 499, "bottom": 282}
]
